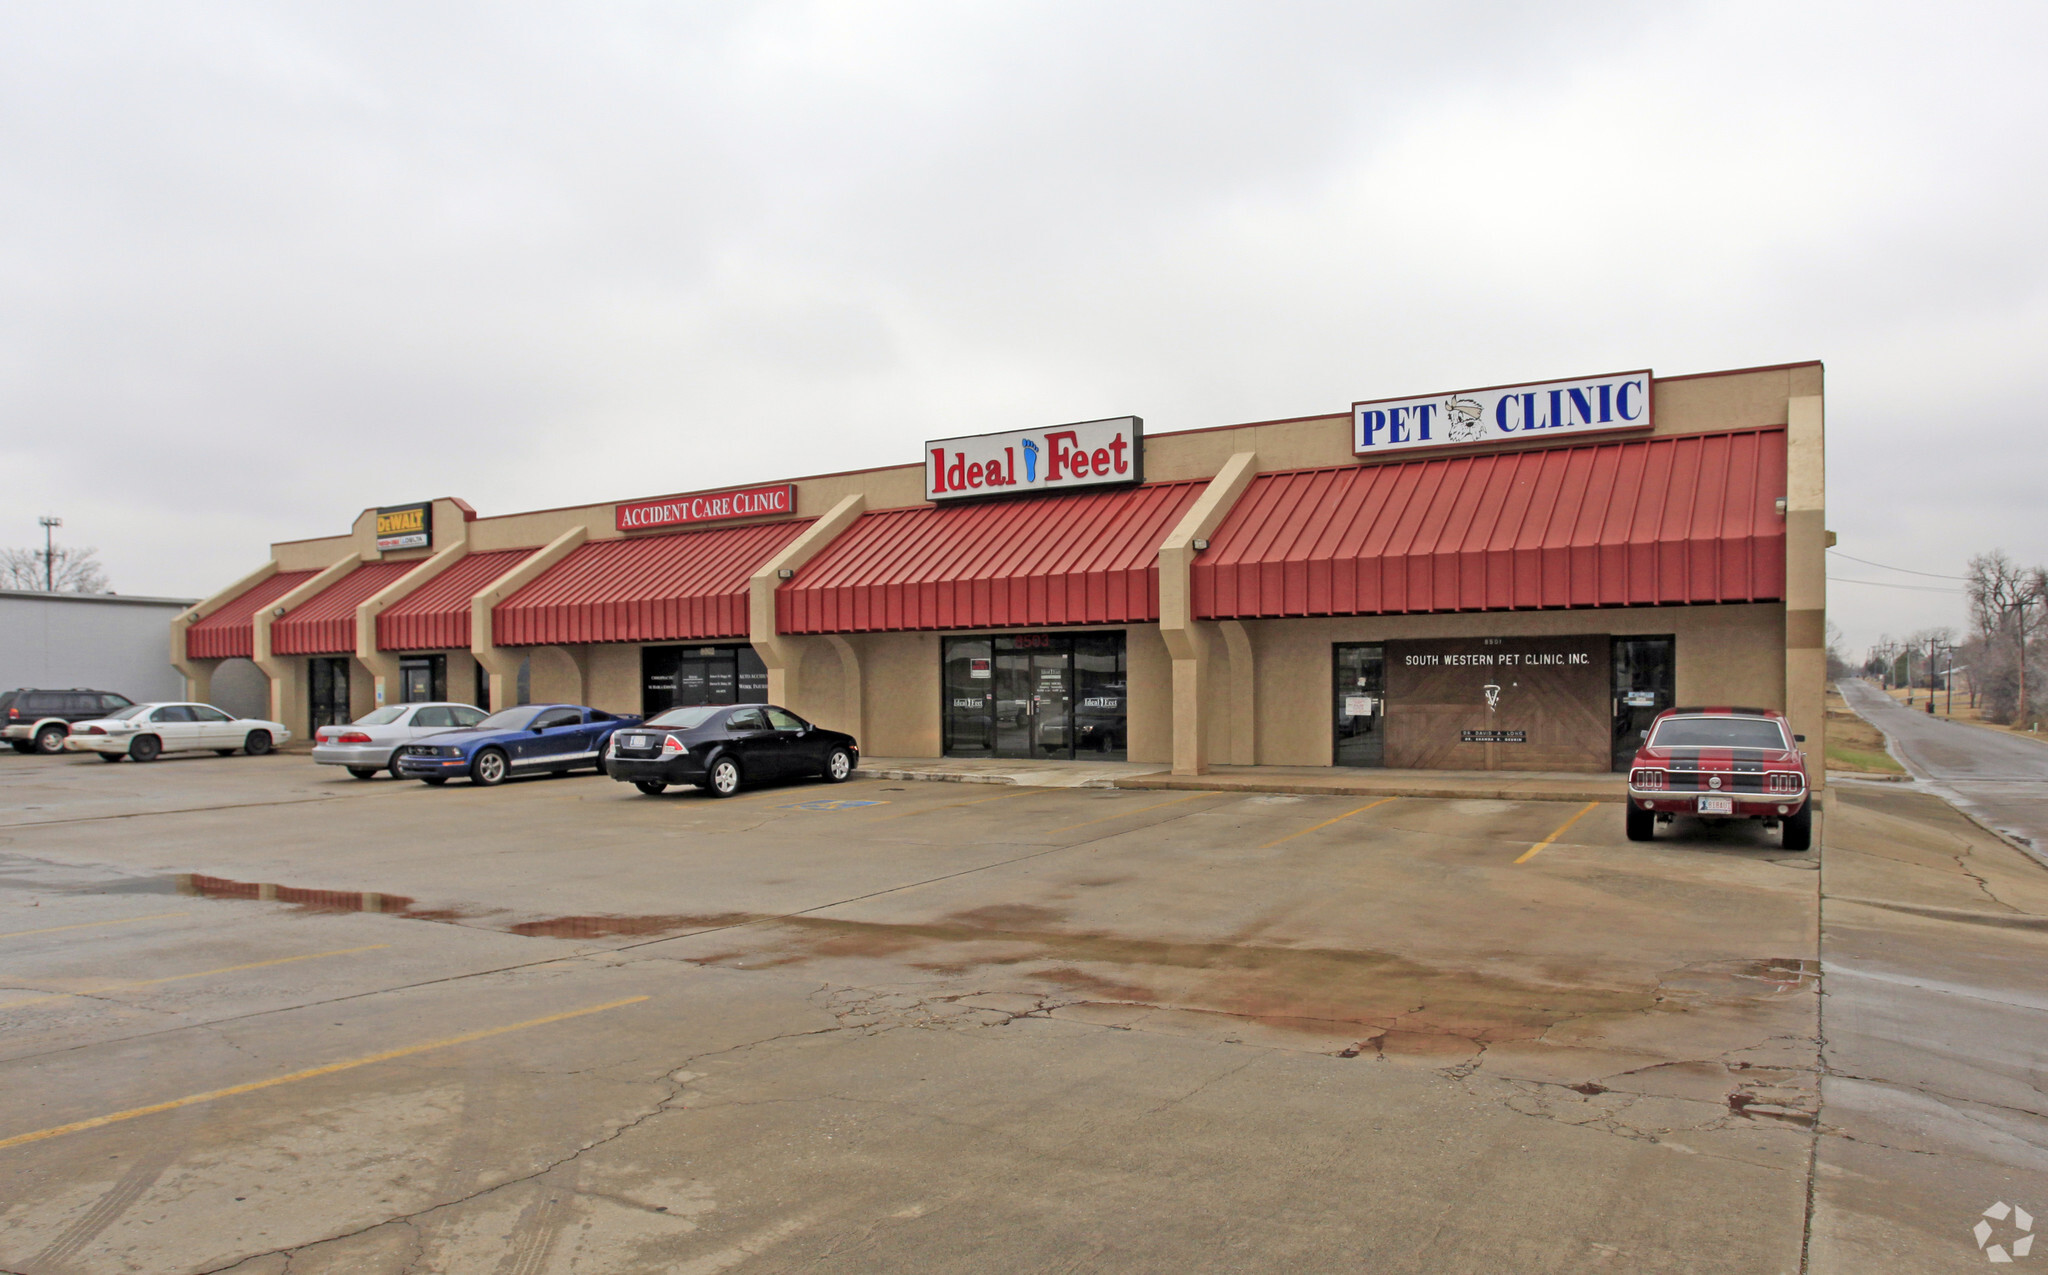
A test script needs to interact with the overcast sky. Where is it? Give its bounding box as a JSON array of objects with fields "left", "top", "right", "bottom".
[{"left": 4, "top": 1, "right": 2042, "bottom": 656}]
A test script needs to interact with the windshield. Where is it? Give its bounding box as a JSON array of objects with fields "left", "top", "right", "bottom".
[
  {"left": 648, "top": 706, "right": 723, "bottom": 729},
  {"left": 1649, "top": 717, "right": 1789, "bottom": 750},
  {"left": 475, "top": 708, "right": 539, "bottom": 731},
  {"left": 356, "top": 706, "right": 408, "bottom": 725},
  {"left": 107, "top": 703, "right": 153, "bottom": 722}
]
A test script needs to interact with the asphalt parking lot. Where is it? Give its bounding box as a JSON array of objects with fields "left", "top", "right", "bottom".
[{"left": 1, "top": 748, "right": 1833, "bottom": 1272}]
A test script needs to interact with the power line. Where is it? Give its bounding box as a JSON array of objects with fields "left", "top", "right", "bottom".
[
  {"left": 1827, "top": 576, "right": 1964, "bottom": 594},
  {"left": 1825, "top": 549, "right": 1968, "bottom": 580}
]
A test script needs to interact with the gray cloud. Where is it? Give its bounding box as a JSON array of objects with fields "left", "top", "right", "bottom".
[{"left": 2, "top": 1, "right": 2041, "bottom": 655}]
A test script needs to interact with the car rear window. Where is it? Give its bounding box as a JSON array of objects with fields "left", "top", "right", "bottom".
[
  {"left": 647, "top": 706, "right": 721, "bottom": 729},
  {"left": 1649, "top": 717, "right": 1789, "bottom": 750}
]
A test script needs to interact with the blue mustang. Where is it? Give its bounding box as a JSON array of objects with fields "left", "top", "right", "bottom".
[{"left": 393, "top": 703, "right": 641, "bottom": 787}]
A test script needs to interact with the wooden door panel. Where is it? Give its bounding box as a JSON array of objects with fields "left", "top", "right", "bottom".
[{"left": 1385, "top": 636, "right": 1610, "bottom": 772}]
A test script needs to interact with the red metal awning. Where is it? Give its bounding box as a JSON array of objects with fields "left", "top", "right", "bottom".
[
  {"left": 1192, "top": 429, "right": 1787, "bottom": 618},
  {"left": 778, "top": 481, "right": 1207, "bottom": 634},
  {"left": 185, "top": 570, "right": 318, "bottom": 660},
  {"left": 272, "top": 561, "right": 421, "bottom": 655},
  {"left": 493, "top": 520, "right": 812, "bottom": 646},
  {"left": 377, "top": 549, "right": 536, "bottom": 652}
]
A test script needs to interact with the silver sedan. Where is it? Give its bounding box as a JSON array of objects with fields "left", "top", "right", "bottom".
[{"left": 311, "top": 702, "right": 488, "bottom": 779}]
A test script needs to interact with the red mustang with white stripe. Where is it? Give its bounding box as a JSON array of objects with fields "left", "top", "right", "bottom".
[{"left": 1626, "top": 707, "right": 1812, "bottom": 850}]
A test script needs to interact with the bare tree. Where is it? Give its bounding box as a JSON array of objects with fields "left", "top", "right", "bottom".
[
  {"left": 1967, "top": 550, "right": 2048, "bottom": 726},
  {"left": 0, "top": 544, "right": 110, "bottom": 593}
]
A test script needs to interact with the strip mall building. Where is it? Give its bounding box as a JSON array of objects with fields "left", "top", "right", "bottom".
[{"left": 172, "top": 361, "right": 1828, "bottom": 781}]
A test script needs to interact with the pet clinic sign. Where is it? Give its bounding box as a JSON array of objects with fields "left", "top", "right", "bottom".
[
  {"left": 926, "top": 417, "right": 1143, "bottom": 501},
  {"left": 1354, "top": 371, "right": 1653, "bottom": 456}
]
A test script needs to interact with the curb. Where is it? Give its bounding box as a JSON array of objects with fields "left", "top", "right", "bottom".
[
  {"left": 851, "top": 767, "right": 1120, "bottom": 790},
  {"left": 1111, "top": 774, "right": 1623, "bottom": 803}
]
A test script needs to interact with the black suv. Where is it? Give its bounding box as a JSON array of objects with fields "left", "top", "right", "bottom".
[{"left": 2, "top": 688, "right": 136, "bottom": 755}]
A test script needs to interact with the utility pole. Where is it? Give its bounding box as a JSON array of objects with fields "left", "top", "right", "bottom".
[{"left": 36, "top": 516, "right": 60, "bottom": 592}]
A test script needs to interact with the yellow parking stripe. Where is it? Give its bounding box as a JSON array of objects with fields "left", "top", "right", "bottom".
[
  {"left": 1257, "top": 797, "right": 1398, "bottom": 849},
  {"left": 0, "top": 995, "right": 649, "bottom": 1152},
  {"left": 0, "top": 912, "right": 184, "bottom": 941},
  {"left": 1044, "top": 791, "right": 1216, "bottom": 834},
  {"left": 1515, "top": 801, "right": 1603, "bottom": 864},
  {"left": 0, "top": 945, "right": 390, "bottom": 1010}
]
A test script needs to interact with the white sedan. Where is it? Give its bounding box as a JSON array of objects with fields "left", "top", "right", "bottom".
[
  {"left": 65, "top": 702, "right": 290, "bottom": 763},
  {"left": 311, "top": 702, "right": 488, "bottom": 779}
]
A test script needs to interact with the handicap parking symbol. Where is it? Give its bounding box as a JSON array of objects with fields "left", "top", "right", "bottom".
[{"left": 778, "top": 799, "right": 888, "bottom": 811}]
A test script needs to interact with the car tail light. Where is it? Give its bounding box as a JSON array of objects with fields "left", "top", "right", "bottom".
[
  {"left": 1767, "top": 772, "right": 1802, "bottom": 794},
  {"left": 661, "top": 735, "right": 685, "bottom": 755},
  {"left": 334, "top": 731, "right": 372, "bottom": 744},
  {"left": 1631, "top": 768, "right": 1667, "bottom": 790},
  {"left": 6, "top": 707, "right": 15, "bottom": 719}
]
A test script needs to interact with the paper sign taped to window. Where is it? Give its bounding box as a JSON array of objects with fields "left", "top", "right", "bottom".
[{"left": 1345, "top": 696, "right": 1375, "bottom": 717}]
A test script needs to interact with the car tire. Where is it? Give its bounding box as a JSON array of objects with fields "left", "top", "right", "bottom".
[
  {"left": 1781, "top": 803, "right": 1812, "bottom": 851},
  {"left": 97, "top": 752, "right": 124, "bottom": 763},
  {"left": 130, "top": 735, "right": 161, "bottom": 763},
  {"left": 420, "top": 776, "right": 448, "bottom": 786},
  {"left": 1625, "top": 803, "right": 1655, "bottom": 842},
  {"left": 347, "top": 767, "right": 379, "bottom": 780},
  {"left": 706, "top": 756, "right": 742, "bottom": 798},
  {"left": 243, "top": 731, "right": 273, "bottom": 756},
  {"left": 34, "top": 725, "right": 66, "bottom": 755},
  {"left": 472, "top": 748, "right": 509, "bottom": 787},
  {"left": 634, "top": 780, "right": 668, "bottom": 796},
  {"left": 823, "top": 747, "right": 854, "bottom": 783}
]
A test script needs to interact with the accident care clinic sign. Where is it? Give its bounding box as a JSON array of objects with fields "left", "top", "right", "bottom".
[
  {"left": 616, "top": 484, "right": 795, "bottom": 532},
  {"left": 926, "top": 417, "right": 1143, "bottom": 502},
  {"left": 1354, "top": 371, "right": 1652, "bottom": 456}
]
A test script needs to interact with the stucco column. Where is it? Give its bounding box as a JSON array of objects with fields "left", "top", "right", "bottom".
[
  {"left": 1219, "top": 620, "right": 1257, "bottom": 766},
  {"left": 470, "top": 525, "right": 587, "bottom": 711},
  {"left": 358, "top": 537, "right": 469, "bottom": 708},
  {"left": 750, "top": 494, "right": 867, "bottom": 725},
  {"left": 1784, "top": 393, "right": 1827, "bottom": 792},
  {"left": 253, "top": 554, "right": 360, "bottom": 738},
  {"left": 1158, "top": 452, "right": 1259, "bottom": 776}
]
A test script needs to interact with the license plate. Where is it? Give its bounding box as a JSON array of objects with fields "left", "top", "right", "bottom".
[
  {"left": 1696, "top": 795, "right": 1734, "bottom": 815},
  {"left": 623, "top": 734, "right": 648, "bottom": 748}
]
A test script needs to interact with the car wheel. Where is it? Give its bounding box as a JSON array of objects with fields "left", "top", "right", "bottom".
[
  {"left": 1625, "top": 803, "right": 1655, "bottom": 842},
  {"left": 823, "top": 747, "right": 854, "bottom": 783},
  {"left": 1781, "top": 803, "right": 1812, "bottom": 851},
  {"left": 97, "top": 752, "right": 124, "bottom": 763},
  {"left": 130, "top": 734, "right": 161, "bottom": 763},
  {"left": 347, "top": 767, "right": 379, "bottom": 780},
  {"left": 34, "top": 725, "right": 66, "bottom": 755},
  {"left": 243, "top": 731, "right": 273, "bottom": 756},
  {"left": 706, "top": 756, "right": 742, "bottom": 797},
  {"left": 420, "top": 776, "right": 448, "bottom": 786},
  {"left": 634, "top": 780, "right": 668, "bottom": 796},
  {"left": 472, "top": 748, "right": 509, "bottom": 787},
  {"left": 593, "top": 754, "right": 608, "bottom": 776}
]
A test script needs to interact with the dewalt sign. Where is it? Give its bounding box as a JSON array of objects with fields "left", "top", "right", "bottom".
[{"left": 375, "top": 502, "right": 432, "bottom": 552}]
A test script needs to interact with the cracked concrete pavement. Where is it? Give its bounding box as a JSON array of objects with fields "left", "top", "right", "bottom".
[{"left": 0, "top": 723, "right": 2019, "bottom": 1272}]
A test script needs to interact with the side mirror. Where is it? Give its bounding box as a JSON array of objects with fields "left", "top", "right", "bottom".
[
  {"left": 531, "top": 724, "right": 548, "bottom": 734},
  {"left": 1794, "top": 734, "right": 1806, "bottom": 742},
  {"left": 1638, "top": 729, "right": 1649, "bottom": 739}
]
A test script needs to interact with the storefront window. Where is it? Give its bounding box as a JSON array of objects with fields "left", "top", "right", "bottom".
[
  {"left": 943, "top": 633, "right": 1125, "bottom": 760},
  {"left": 641, "top": 644, "right": 768, "bottom": 717}
]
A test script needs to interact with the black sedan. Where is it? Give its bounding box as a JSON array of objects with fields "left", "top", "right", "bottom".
[{"left": 606, "top": 703, "right": 858, "bottom": 797}]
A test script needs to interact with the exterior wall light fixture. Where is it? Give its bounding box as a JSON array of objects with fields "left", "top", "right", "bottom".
[
  {"left": 1773, "top": 497, "right": 1787, "bottom": 516},
  {"left": 1192, "top": 539, "right": 1210, "bottom": 551},
  {"left": 777, "top": 568, "right": 794, "bottom": 579}
]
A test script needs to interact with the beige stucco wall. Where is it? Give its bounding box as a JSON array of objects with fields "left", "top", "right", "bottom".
[
  {"left": 584, "top": 643, "right": 639, "bottom": 714},
  {"left": 847, "top": 631, "right": 942, "bottom": 756},
  {"left": 1239, "top": 604, "right": 1787, "bottom": 767}
]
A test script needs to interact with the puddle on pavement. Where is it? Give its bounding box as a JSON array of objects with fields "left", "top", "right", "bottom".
[{"left": 509, "top": 913, "right": 753, "bottom": 940}]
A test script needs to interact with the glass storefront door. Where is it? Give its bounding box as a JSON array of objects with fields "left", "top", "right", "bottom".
[
  {"left": 943, "top": 633, "right": 1126, "bottom": 760},
  {"left": 1333, "top": 643, "right": 1385, "bottom": 767},
  {"left": 1611, "top": 636, "right": 1676, "bottom": 771},
  {"left": 308, "top": 657, "right": 351, "bottom": 731},
  {"left": 399, "top": 654, "right": 445, "bottom": 704}
]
